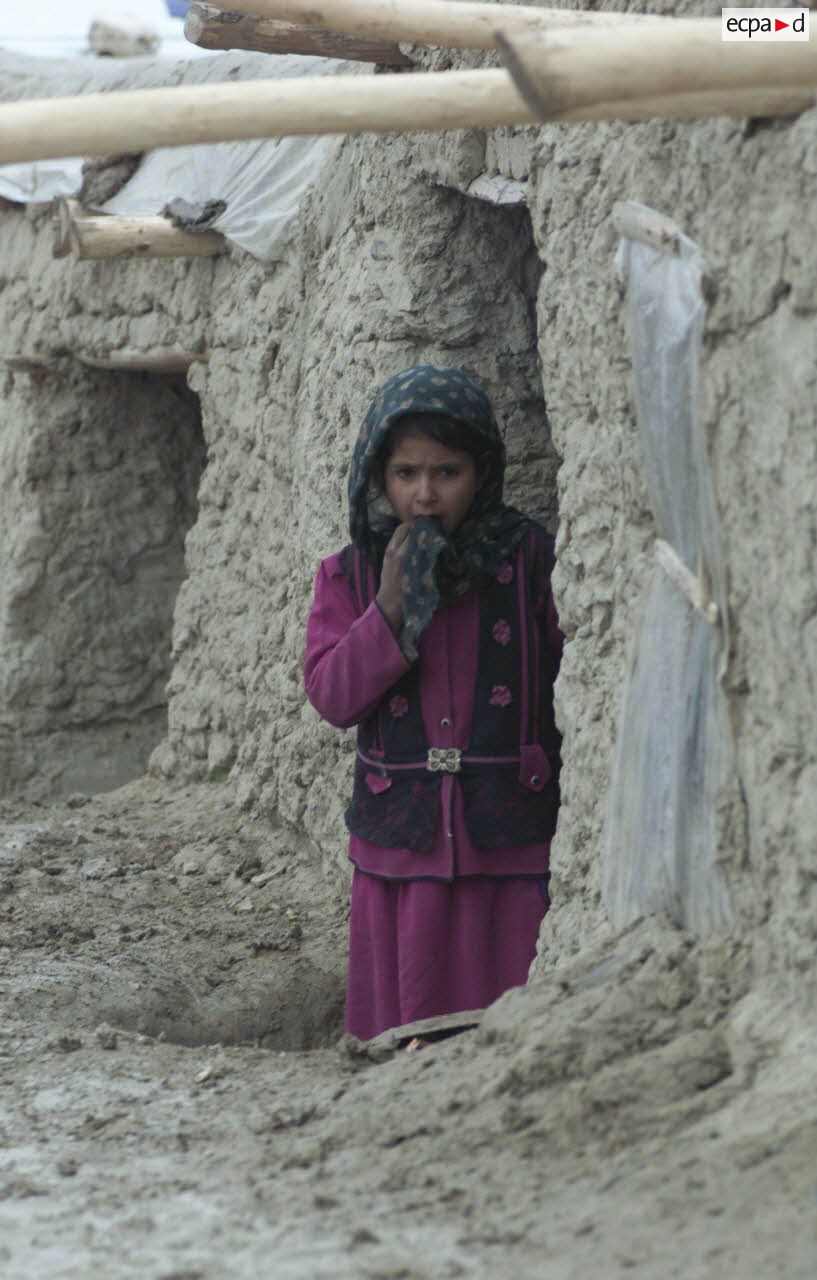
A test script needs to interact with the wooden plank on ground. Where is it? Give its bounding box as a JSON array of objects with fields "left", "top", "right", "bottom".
[{"left": 344, "top": 1008, "right": 485, "bottom": 1060}]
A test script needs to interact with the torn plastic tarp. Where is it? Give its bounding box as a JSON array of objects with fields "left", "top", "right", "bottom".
[
  {"left": 0, "top": 159, "right": 84, "bottom": 203},
  {"left": 0, "top": 53, "right": 347, "bottom": 261},
  {"left": 102, "top": 126, "right": 336, "bottom": 261},
  {"left": 602, "top": 204, "right": 733, "bottom": 936}
]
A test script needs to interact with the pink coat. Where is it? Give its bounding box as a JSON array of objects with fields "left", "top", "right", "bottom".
[{"left": 304, "top": 545, "right": 562, "bottom": 882}]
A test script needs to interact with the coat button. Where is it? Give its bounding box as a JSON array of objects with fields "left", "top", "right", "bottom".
[
  {"left": 530, "top": 774, "right": 540, "bottom": 786},
  {"left": 440, "top": 716, "right": 452, "bottom": 727}
]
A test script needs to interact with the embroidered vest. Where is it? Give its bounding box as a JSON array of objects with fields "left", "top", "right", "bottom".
[{"left": 340, "top": 529, "right": 561, "bottom": 852}]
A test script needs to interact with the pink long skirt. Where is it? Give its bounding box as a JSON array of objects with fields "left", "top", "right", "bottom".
[{"left": 345, "top": 869, "right": 549, "bottom": 1041}]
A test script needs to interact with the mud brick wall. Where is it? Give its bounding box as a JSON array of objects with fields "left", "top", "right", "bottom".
[{"left": 1, "top": 18, "right": 815, "bottom": 998}]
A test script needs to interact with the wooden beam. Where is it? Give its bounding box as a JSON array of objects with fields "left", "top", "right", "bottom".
[
  {"left": 2, "top": 54, "right": 814, "bottom": 170},
  {"left": 2, "top": 348, "right": 209, "bottom": 374},
  {"left": 495, "top": 19, "right": 817, "bottom": 120},
  {"left": 75, "top": 348, "right": 210, "bottom": 373},
  {"left": 0, "top": 70, "right": 534, "bottom": 164},
  {"left": 0, "top": 353, "right": 59, "bottom": 376},
  {"left": 353, "top": 1008, "right": 485, "bottom": 1058},
  {"left": 216, "top": 0, "right": 676, "bottom": 50},
  {"left": 184, "top": 3, "right": 413, "bottom": 64},
  {"left": 53, "top": 198, "right": 83, "bottom": 258},
  {"left": 612, "top": 202, "right": 682, "bottom": 257},
  {"left": 52, "top": 199, "right": 225, "bottom": 260}
]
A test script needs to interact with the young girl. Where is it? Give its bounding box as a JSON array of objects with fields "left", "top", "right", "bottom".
[{"left": 304, "top": 366, "right": 562, "bottom": 1042}]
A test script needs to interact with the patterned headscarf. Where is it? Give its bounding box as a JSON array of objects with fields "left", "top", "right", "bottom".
[{"left": 347, "top": 365, "right": 536, "bottom": 659}]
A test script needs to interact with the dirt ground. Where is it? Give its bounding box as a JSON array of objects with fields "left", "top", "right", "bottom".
[{"left": 1, "top": 777, "right": 816, "bottom": 1280}]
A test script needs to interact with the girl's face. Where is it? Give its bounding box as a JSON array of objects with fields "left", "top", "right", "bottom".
[{"left": 383, "top": 433, "right": 481, "bottom": 534}]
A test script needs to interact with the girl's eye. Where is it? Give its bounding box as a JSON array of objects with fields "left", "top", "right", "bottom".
[{"left": 438, "top": 466, "right": 460, "bottom": 478}]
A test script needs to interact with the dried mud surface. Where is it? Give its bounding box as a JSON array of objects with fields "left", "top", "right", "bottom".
[{"left": 1, "top": 780, "right": 816, "bottom": 1279}]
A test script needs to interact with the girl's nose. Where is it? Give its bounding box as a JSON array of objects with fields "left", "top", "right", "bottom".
[{"left": 416, "top": 474, "right": 435, "bottom": 505}]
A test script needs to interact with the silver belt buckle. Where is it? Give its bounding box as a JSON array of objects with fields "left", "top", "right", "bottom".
[{"left": 427, "top": 747, "right": 461, "bottom": 773}]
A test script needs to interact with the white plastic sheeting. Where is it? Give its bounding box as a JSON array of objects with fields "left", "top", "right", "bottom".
[
  {"left": 0, "top": 53, "right": 345, "bottom": 260},
  {"left": 603, "top": 203, "right": 733, "bottom": 936},
  {"left": 0, "top": 160, "right": 84, "bottom": 202},
  {"left": 102, "top": 128, "right": 335, "bottom": 261}
]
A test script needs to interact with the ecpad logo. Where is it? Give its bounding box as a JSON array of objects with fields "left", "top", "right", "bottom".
[{"left": 722, "top": 7, "right": 810, "bottom": 40}]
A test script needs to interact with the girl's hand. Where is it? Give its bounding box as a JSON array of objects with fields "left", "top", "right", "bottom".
[{"left": 376, "top": 522, "right": 412, "bottom": 633}]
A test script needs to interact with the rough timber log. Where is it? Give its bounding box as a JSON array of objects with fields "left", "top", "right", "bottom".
[
  {"left": 612, "top": 202, "right": 683, "bottom": 257},
  {"left": 0, "top": 71, "right": 531, "bottom": 163},
  {"left": 215, "top": 0, "right": 676, "bottom": 48},
  {"left": 52, "top": 199, "right": 225, "bottom": 260},
  {"left": 1, "top": 51, "right": 814, "bottom": 167},
  {"left": 495, "top": 19, "right": 817, "bottom": 120},
  {"left": 76, "top": 348, "right": 210, "bottom": 373},
  {"left": 184, "top": 3, "right": 413, "bottom": 63},
  {"left": 0, "top": 348, "right": 210, "bottom": 374}
]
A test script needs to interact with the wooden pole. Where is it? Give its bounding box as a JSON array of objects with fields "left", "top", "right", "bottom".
[
  {"left": 496, "top": 19, "right": 817, "bottom": 119},
  {"left": 612, "top": 202, "right": 682, "bottom": 257},
  {"left": 2, "top": 61, "right": 813, "bottom": 168},
  {"left": 52, "top": 199, "right": 225, "bottom": 259},
  {"left": 0, "top": 70, "right": 534, "bottom": 164},
  {"left": 215, "top": 0, "right": 676, "bottom": 49},
  {"left": 0, "top": 353, "right": 57, "bottom": 376},
  {"left": 53, "top": 198, "right": 83, "bottom": 258},
  {"left": 76, "top": 348, "right": 210, "bottom": 372},
  {"left": 184, "top": 3, "right": 413, "bottom": 64}
]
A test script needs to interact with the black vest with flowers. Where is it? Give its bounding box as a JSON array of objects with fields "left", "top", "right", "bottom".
[{"left": 340, "top": 529, "right": 561, "bottom": 853}]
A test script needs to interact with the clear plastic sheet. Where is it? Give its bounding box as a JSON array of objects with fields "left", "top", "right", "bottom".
[{"left": 602, "top": 204, "right": 732, "bottom": 934}]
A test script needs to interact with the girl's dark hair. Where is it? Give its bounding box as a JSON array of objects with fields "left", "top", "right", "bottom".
[{"left": 376, "top": 412, "right": 495, "bottom": 484}]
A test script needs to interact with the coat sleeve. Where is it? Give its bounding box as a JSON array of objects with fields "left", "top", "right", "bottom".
[{"left": 304, "top": 555, "right": 412, "bottom": 729}]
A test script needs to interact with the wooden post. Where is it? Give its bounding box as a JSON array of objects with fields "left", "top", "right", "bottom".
[
  {"left": 52, "top": 199, "right": 225, "bottom": 260},
  {"left": 0, "top": 353, "right": 58, "bottom": 376},
  {"left": 215, "top": 0, "right": 676, "bottom": 49},
  {"left": 495, "top": 20, "right": 817, "bottom": 120},
  {"left": 53, "top": 198, "right": 83, "bottom": 259},
  {"left": 75, "top": 348, "right": 210, "bottom": 373},
  {"left": 184, "top": 3, "right": 414, "bottom": 64},
  {"left": 612, "top": 203, "right": 682, "bottom": 257}
]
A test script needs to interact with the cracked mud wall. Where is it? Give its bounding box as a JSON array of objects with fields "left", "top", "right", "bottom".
[
  {"left": 396, "top": 4, "right": 817, "bottom": 998},
  {"left": 154, "top": 131, "right": 555, "bottom": 886},
  {"left": 2, "top": 32, "right": 816, "bottom": 998},
  {"left": 0, "top": 94, "right": 554, "bottom": 868},
  {"left": 525, "top": 109, "right": 817, "bottom": 1002},
  {"left": 0, "top": 205, "right": 211, "bottom": 796},
  {"left": 0, "top": 353, "right": 205, "bottom": 795}
]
